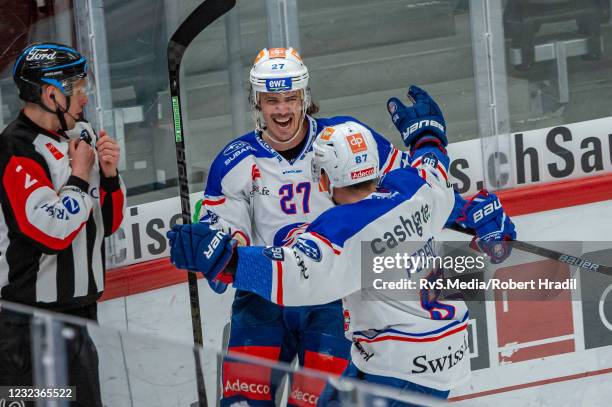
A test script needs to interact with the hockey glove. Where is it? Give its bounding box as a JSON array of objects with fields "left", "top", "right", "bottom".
[
  {"left": 387, "top": 85, "right": 448, "bottom": 150},
  {"left": 192, "top": 201, "right": 229, "bottom": 294},
  {"left": 459, "top": 190, "right": 516, "bottom": 264},
  {"left": 167, "top": 222, "right": 237, "bottom": 281}
]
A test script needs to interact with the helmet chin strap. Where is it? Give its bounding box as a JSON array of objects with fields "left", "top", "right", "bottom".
[{"left": 48, "top": 94, "right": 79, "bottom": 133}]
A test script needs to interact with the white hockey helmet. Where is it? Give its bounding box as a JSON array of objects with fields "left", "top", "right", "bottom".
[
  {"left": 312, "top": 121, "right": 380, "bottom": 194},
  {"left": 249, "top": 47, "right": 310, "bottom": 131}
]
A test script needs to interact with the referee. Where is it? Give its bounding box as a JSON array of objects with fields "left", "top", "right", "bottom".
[{"left": 0, "top": 43, "right": 125, "bottom": 406}]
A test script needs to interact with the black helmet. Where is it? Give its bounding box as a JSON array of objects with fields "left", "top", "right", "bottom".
[{"left": 12, "top": 42, "right": 87, "bottom": 103}]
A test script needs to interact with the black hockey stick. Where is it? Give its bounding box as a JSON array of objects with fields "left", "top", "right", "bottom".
[
  {"left": 449, "top": 224, "right": 612, "bottom": 276},
  {"left": 167, "top": 0, "right": 236, "bottom": 405}
]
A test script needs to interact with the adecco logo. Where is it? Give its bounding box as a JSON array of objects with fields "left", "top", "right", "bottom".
[
  {"left": 224, "top": 379, "right": 270, "bottom": 396},
  {"left": 289, "top": 388, "right": 319, "bottom": 405},
  {"left": 350, "top": 167, "right": 375, "bottom": 180}
]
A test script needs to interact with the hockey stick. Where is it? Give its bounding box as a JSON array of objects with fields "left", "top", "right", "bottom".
[
  {"left": 449, "top": 224, "right": 612, "bottom": 276},
  {"left": 167, "top": 0, "right": 236, "bottom": 405}
]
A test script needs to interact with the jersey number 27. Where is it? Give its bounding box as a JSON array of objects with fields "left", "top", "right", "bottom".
[{"left": 279, "top": 182, "right": 311, "bottom": 215}]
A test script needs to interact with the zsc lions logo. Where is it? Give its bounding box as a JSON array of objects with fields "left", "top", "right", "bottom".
[
  {"left": 273, "top": 222, "right": 309, "bottom": 247},
  {"left": 294, "top": 237, "right": 322, "bottom": 262}
]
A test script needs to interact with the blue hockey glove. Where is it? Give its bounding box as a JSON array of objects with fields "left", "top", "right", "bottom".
[
  {"left": 459, "top": 190, "right": 516, "bottom": 264},
  {"left": 387, "top": 85, "right": 448, "bottom": 149},
  {"left": 167, "top": 222, "right": 237, "bottom": 281}
]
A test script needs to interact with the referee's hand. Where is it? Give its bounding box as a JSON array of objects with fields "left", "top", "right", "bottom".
[{"left": 69, "top": 138, "right": 95, "bottom": 182}]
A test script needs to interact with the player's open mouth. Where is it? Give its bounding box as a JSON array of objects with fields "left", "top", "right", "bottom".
[{"left": 273, "top": 116, "right": 292, "bottom": 129}]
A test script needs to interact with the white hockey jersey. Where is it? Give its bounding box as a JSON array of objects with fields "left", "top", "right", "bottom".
[
  {"left": 201, "top": 115, "right": 404, "bottom": 246},
  {"left": 231, "top": 146, "right": 470, "bottom": 391}
]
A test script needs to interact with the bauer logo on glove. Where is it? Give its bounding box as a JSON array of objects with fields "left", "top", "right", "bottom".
[
  {"left": 459, "top": 190, "right": 516, "bottom": 264},
  {"left": 204, "top": 230, "right": 226, "bottom": 259}
]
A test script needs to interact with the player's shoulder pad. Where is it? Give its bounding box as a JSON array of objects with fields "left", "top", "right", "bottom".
[
  {"left": 306, "top": 197, "right": 404, "bottom": 248},
  {"left": 379, "top": 167, "right": 427, "bottom": 198},
  {"left": 206, "top": 132, "right": 272, "bottom": 195}
]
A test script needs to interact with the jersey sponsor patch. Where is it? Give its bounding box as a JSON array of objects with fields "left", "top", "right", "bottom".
[
  {"left": 224, "top": 140, "right": 253, "bottom": 156},
  {"left": 61, "top": 196, "right": 81, "bottom": 214},
  {"left": 251, "top": 164, "right": 261, "bottom": 180},
  {"left": 294, "top": 237, "right": 322, "bottom": 262},
  {"left": 346, "top": 133, "right": 367, "bottom": 154},
  {"left": 263, "top": 246, "right": 285, "bottom": 261},
  {"left": 223, "top": 141, "right": 255, "bottom": 165},
  {"left": 40, "top": 203, "right": 70, "bottom": 220},
  {"left": 45, "top": 142, "right": 64, "bottom": 160},
  {"left": 350, "top": 167, "right": 375, "bottom": 180},
  {"left": 265, "top": 77, "right": 292, "bottom": 92}
]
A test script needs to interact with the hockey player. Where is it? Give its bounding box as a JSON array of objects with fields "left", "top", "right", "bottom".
[
  {"left": 169, "top": 86, "right": 516, "bottom": 403},
  {"left": 0, "top": 42, "right": 125, "bottom": 407},
  {"left": 198, "top": 47, "right": 405, "bottom": 406}
]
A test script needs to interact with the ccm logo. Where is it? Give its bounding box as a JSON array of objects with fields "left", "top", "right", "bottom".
[
  {"left": 204, "top": 230, "right": 225, "bottom": 259},
  {"left": 351, "top": 167, "right": 375, "bottom": 180},
  {"left": 402, "top": 119, "right": 444, "bottom": 138},
  {"left": 472, "top": 199, "right": 501, "bottom": 223}
]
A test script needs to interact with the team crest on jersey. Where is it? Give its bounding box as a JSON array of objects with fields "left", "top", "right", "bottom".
[
  {"left": 263, "top": 246, "right": 285, "bottom": 261},
  {"left": 273, "top": 222, "right": 309, "bottom": 247},
  {"left": 294, "top": 237, "right": 322, "bottom": 262}
]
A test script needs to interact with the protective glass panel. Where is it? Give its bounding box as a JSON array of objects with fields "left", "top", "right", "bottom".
[{"left": 0, "top": 300, "right": 448, "bottom": 407}]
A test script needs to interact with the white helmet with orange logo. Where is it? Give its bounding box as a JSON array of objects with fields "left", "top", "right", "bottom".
[
  {"left": 249, "top": 47, "right": 310, "bottom": 132},
  {"left": 311, "top": 121, "right": 380, "bottom": 193}
]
